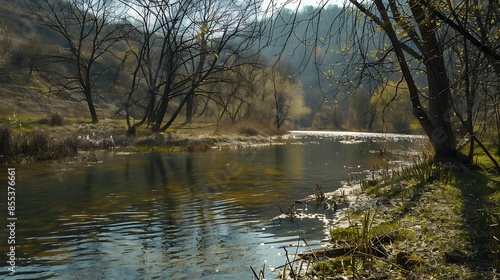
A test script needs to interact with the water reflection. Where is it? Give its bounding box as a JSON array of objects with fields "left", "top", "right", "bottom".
[{"left": 0, "top": 131, "right": 426, "bottom": 279}]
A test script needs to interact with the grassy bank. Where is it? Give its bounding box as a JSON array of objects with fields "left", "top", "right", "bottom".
[
  {"left": 0, "top": 114, "right": 277, "bottom": 165},
  {"left": 275, "top": 159, "right": 500, "bottom": 280}
]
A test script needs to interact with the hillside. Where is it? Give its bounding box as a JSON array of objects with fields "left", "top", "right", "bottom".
[
  {"left": 0, "top": 0, "right": 312, "bottom": 130},
  {"left": 0, "top": 1, "right": 120, "bottom": 119}
]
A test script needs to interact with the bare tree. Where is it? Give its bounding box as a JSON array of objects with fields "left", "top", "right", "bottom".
[
  {"left": 316, "top": 0, "right": 500, "bottom": 165},
  {"left": 29, "top": 0, "right": 127, "bottom": 123},
  {"left": 204, "top": 57, "right": 264, "bottom": 130},
  {"left": 335, "top": 0, "right": 460, "bottom": 161},
  {"left": 269, "top": 60, "right": 295, "bottom": 130},
  {"left": 120, "top": 0, "right": 264, "bottom": 133}
]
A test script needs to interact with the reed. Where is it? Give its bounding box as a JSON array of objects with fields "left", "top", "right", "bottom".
[
  {"left": 408, "top": 156, "right": 433, "bottom": 183},
  {"left": 29, "top": 129, "right": 52, "bottom": 159},
  {"left": 351, "top": 209, "right": 377, "bottom": 276},
  {"left": 250, "top": 264, "right": 265, "bottom": 280},
  {"left": 0, "top": 126, "right": 115, "bottom": 164},
  {"left": 315, "top": 183, "right": 325, "bottom": 200}
]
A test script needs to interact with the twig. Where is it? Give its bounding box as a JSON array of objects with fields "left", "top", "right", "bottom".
[
  {"left": 299, "top": 235, "right": 318, "bottom": 260},
  {"left": 283, "top": 246, "right": 296, "bottom": 279},
  {"left": 274, "top": 257, "right": 305, "bottom": 270},
  {"left": 250, "top": 266, "right": 260, "bottom": 279}
]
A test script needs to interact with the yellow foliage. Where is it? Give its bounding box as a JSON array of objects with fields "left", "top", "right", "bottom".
[{"left": 369, "top": 80, "right": 414, "bottom": 133}]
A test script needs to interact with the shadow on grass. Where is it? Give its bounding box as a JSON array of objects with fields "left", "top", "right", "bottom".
[
  {"left": 375, "top": 165, "right": 500, "bottom": 278},
  {"left": 456, "top": 171, "right": 500, "bottom": 274}
]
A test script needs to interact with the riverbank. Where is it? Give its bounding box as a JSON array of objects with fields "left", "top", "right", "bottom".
[
  {"left": 275, "top": 161, "right": 500, "bottom": 279},
  {"left": 0, "top": 114, "right": 281, "bottom": 164}
]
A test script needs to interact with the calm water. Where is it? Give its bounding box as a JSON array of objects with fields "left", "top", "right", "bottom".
[{"left": 0, "top": 131, "right": 426, "bottom": 279}]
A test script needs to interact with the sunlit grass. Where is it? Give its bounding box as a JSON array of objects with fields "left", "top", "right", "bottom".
[
  {"left": 0, "top": 115, "right": 37, "bottom": 134},
  {"left": 309, "top": 159, "right": 500, "bottom": 279},
  {"left": 473, "top": 152, "right": 500, "bottom": 170}
]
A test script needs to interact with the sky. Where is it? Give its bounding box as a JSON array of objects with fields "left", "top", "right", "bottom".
[{"left": 261, "top": 0, "right": 345, "bottom": 11}]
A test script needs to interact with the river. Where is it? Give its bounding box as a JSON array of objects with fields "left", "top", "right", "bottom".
[{"left": 0, "top": 131, "right": 427, "bottom": 279}]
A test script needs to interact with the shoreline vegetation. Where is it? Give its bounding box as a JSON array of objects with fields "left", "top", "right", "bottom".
[
  {"left": 264, "top": 159, "right": 500, "bottom": 280},
  {"left": 0, "top": 113, "right": 283, "bottom": 165}
]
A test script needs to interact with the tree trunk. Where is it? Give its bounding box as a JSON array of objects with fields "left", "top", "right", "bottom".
[
  {"left": 184, "top": 27, "right": 207, "bottom": 125},
  {"left": 409, "top": 0, "right": 458, "bottom": 161},
  {"left": 160, "top": 90, "right": 193, "bottom": 132},
  {"left": 84, "top": 88, "right": 99, "bottom": 124},
  {"left": 151, "top": 98, "right": 167, "bottom": 132},
  {"left": 185, "top": 92, "right": 194, "bottom": 124},
  {"left": 367, "top": 0, "right": 460, "bottom": 162},
  {"left": 151, "top": 83, "right": 172, "bottom": 132}
]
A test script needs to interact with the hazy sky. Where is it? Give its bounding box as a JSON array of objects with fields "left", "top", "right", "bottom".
[{"left": 261, "top": 0, "right": 345, "bottom": 11}]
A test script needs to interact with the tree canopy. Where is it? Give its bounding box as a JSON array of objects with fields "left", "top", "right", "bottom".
[{"left": 2, "top": 0, "right": 499, "bottom": 162}]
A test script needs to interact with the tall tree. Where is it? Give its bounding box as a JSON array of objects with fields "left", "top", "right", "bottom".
[
  {"left": 30, "top": 0, "right": 126, "bottom": 123},
  {"left": 338, "top": 0, "right": 500, "bottom": 165},
  {"left": 339, "top": 0, "right": 460, "bottom": 161},
  {"left": 121, "top": 0, "right": 263, "bottom": 133}
]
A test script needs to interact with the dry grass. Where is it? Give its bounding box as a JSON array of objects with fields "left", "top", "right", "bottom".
[
  {"left": 0, "top": 113, "right": 279, "bottom": 164},
  {"left": 0, "top": 123, "right": 117, "bottom": 164},
  {"left": 231, "top": 120, "right": 289, "bottom": 136}
]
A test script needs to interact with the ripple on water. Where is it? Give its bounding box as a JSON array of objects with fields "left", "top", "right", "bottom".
[{"left": 2, "top": 134, "right": 426, "bottom": 279}]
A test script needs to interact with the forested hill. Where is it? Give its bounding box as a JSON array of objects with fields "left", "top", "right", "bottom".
[{"left": 0, "top": 0, "right": 420, "bottom": 133}]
